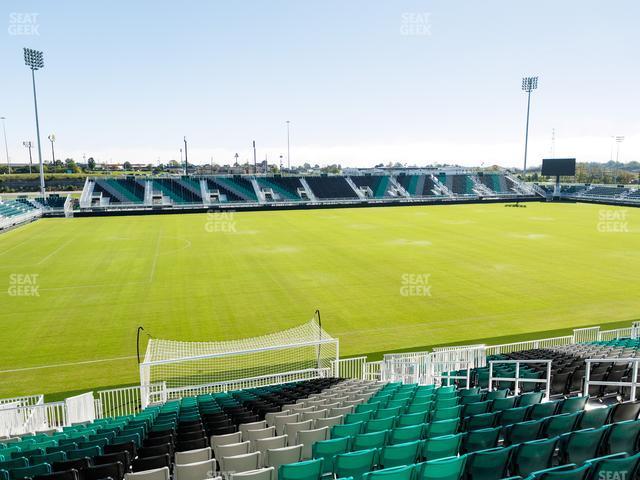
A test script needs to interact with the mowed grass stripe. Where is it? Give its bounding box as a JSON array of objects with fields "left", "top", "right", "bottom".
[{"left": 0, "top": 202, "right": 638, "bottom": 398}]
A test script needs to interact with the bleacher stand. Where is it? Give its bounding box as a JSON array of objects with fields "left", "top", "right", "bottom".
[
  {"left": 303, "top": 177, "right": 358, "bottom": 199},
  {"left": 4, "top": 379, "right": 640, "bottom": 480}
]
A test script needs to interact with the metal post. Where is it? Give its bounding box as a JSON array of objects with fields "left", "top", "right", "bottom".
[
  {"left": 488, "top": 361, "right": 494, "bottom": 392},
  {"left": 523, "top": 90, "right": 531, "bottom": 178},
  {"left": 286, "top": 121, "right": 291, "bottom": 171},
  {"left": 545, "top": 360, "right": 551, "bottom": 400},
  {"left": 253, "top": 140, "right": 257, "bottom": 173},
  {"left": 632, "top": 362, "right": 638, "bottom": 402},
  {"left": 515, "top": 361, "right": 520, "bottom": 395},
  {"left": 1, "top": 117, "right": 9, "bottom": 173},
  {"left": 183, "top": 137, "right": 188, "bottom": 176},
  {"left": 31, "top": 69, "right": 45, "bottom": 197},
  {"left": 583, "top": 360, "right": 591, "bottom": 397}
]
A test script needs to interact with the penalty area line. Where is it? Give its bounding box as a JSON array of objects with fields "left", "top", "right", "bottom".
[{"left": 0, "top": 355, "right": 138, "bottom": 373}]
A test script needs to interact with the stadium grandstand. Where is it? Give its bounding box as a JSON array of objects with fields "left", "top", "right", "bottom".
[{"left": 3, "top": 321, "right": 640, "bottom": 480}]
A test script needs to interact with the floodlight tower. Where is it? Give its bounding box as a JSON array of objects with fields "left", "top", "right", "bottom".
[
  {"left": 521, "top": 76, "right": 539, "bottom": 180},
  {"left": 24, "top": 48, "right": 46, "bottom": 196},
  {"left": 23, "top": 141, "right": 33, "bottom": 174},
  {"left": 286, "top": 120, "right": 291, "bottom": 171},
  {"left": 48, "top": 134, "right": 56, "bottom": 164},
  {"left": 615, "top": 136, "right": 624, "bottom": 183}
]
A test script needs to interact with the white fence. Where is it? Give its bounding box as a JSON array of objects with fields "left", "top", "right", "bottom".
[
  {"left": 166, "top": 368, "right": 332, "bottom": 400},
  {"left": 98, "top": 383, "right": 167, "bottom": 418},
  {"left": 65, "top": 392, "right": 95, "bottom": 424},
  {"left": 0, "top": 400, "right": 67, "bottom": 437},
  {"left": 584, "top": 358, "right": 640, "bottom": 400},
  {"left": 363, "top": 361, "right": 383, "bottom": 381},
  {"left": 332, "top": 356, "right": 367, "bottom": 379},
  {"left": 488, "top": 359, "right": 552, "bottom": 399}
]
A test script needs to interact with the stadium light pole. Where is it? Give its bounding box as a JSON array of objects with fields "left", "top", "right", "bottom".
[
  {"left": 183, "top": 137, "right": 188, "bottom": 175},
  {"left": 521, "top": 76, "right": 539, "bottom": 180},
  {"left": 286, "top": 120, "right": 291, "bottom": 171},
  {"left": 23, "top": 141, "right": 33, "bottom": 174},
  {"left": 48, "top": 133, "right": 56, "bottom": 164},
  {"left": 615, "top": 136, "right": 624, "bottom": 184},
  {"left": 253, "top": 140, "right": 257, "bottom": 174},
  {"left": 1, "top": 117, "right": 9, "bottom": 173},
  {"left": 24, "top": 48, "right": 46, "bottom": 197}
]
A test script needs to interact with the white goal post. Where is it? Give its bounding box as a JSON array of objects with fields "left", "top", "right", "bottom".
[{"left": 139, "top": 320, "right": 339, "bottom": 402}]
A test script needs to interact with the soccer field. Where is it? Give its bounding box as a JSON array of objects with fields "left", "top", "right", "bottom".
[{"left": 0, "top": 202, "right": 638, "bottom": 399}]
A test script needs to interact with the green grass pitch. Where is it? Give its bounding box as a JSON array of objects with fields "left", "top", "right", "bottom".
[{"left": 0, "top": 202, "right": 638, "bottom": 399}]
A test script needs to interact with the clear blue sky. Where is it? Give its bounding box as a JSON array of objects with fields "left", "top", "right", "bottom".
[{"left": 2, "top": 0, "right": 639, "bottom": 167}]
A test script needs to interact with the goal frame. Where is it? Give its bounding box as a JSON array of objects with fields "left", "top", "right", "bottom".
[{"left": 139, "top": 321, "right": 339, "bottom": 403}]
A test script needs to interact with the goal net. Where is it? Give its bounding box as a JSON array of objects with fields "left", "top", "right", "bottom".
[{"left": 139, "top": 319, "right": 338, "bottom": 397}]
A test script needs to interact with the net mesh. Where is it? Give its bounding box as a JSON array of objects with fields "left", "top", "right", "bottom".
[{"left": 141, "top": 320, "right": 338, "bottom": 390}]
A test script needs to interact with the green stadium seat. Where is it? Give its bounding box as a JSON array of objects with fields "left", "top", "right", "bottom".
[
  {"left": 379, "top": 441, "right": 421, "bottom": 468},
  {"left": 603, "top": 419, "right": 640, "bottom": 454},
  {"left": 331, "top": 422, "right": 364, "bottom": 439},
  {"left": 8, "top": 463, "right": 51, "bottom": 480},
  {"left": 485, "top": 390, "right": 508, "bottom": 401},
  {"left": 345, "top": 412, "right": 373, "bottom": 424},
  {"left": 363, "top": 465, "right": 414, "bottom": 480},
  {"left": 585, "top": 452, "right": 640, "bottom": 480},
  {"left": 415, "top": 455, "right": 467, "bottom": 480},
  {"left": 352, "top": 431, "right": 388, "bottom": 452},
  {"left": 389, "top": 425, "right": 423, "bottom": 445},
  {"left": 432, "top": 406, "right": 462, "bottom": 422},
  {"left": 510, "top": 437, "right": 558, "bottom": 477},
  {"left": 525, "top": 463, "right": 591, "bottom": 480},
  {"left": 463, "top": 401, "right": 491, "bottom": 417},
  {"left": 504, "top": 419, "right": 545, "bottom": 445},
  {"left": 462, "top": 427, "right": 501, "bottom": 453},
  {"left": 558, "top": 426, "right": 609, "bottom": 465},
  {"left": 425, "top": 419, "right": 459, "bottom": 439},
  {"left": 466, "top": 412, "right": 498, "bottom": 431},
  {"left": 559, "top": 396, "right": 589, "bottom": 414},
  {"left": 422, "top": 434, "right": 462, "bottom": 461},
  {"left": 517, "top": 392, "right": 544, "bottom": 407},
  {"left": 491, "top": 397, "right": 516, "bottom": 412},
  {"left": 334, "top": 449, "right": 377, "bottom": 480},
  {"left": 279, "top": 458, "right": 324, "bottom": 480},
  {"left": 528, "top": 401, "right": 561, "bottom": 420},
  {"left": 500, "top": 407, "right": 530, "bottom": 427},
  {"left": 311, "top": 437, "right": 350, "bottom": 474},
  {"left": 407, "top": 403, "right": 432, "bottom": 415},
  {"left": 542, "top": 412, "right": 581, "bottom": 438},
  {"left": 578, "top": 406, "right": 611, "bottom": 429},
  {"left": 465, "top": 446, "right": 514, "bottom": 480},
  {"left": 396, "top": 413, "right": 427, "bottom": 428},
  {"left": 29, "top": 452, "right": 66, "bottom": 466},
  {"left": 365, "top": 418, "right": 396, "bottom": 433}
]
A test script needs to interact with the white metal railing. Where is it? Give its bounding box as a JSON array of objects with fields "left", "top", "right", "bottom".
[
  {"left": 65, "top": 392, "right": 96, "bottom": 424},
  {"left": 363, "top": 361, "right": 383, "bottom": 381},
  {"left": 166, "top": 368, "right": 332, "bottom": 400},
  {"left": 0, "top": 400, "right": 67, "bottom": 436},
  {"left": 97, "top": 383, "right": 165, "bottom": 418},
  {"left": 584, "top": 358, "right": 640, "bottom": 400},
  {"left": 332, "top": 356, "right": 367, "bottom": 379},
  {"left": 574, "top": 327, "right": 601, "bottom": 343},
  {"left": 488, "top": 359, "right": 552, "bottom": 399},
  {"left": 485, "top": 336, "right": 574, "bottom": 356},
  {"left": 432, "top": 361, "right": 473, "bottom": 387},
  {"left": 0, "top": 394, "right": 43, "bottom": 409}
]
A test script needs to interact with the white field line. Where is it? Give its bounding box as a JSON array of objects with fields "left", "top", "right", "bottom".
[
  {"left": 148, "top": 231, "right": 162, "bottom": 282},
  {"left": 0, "top": 355, "right": 138, "bottom": 373},
  {"left": 36, "top": 238, "right": 75, "bottom": 265}
]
